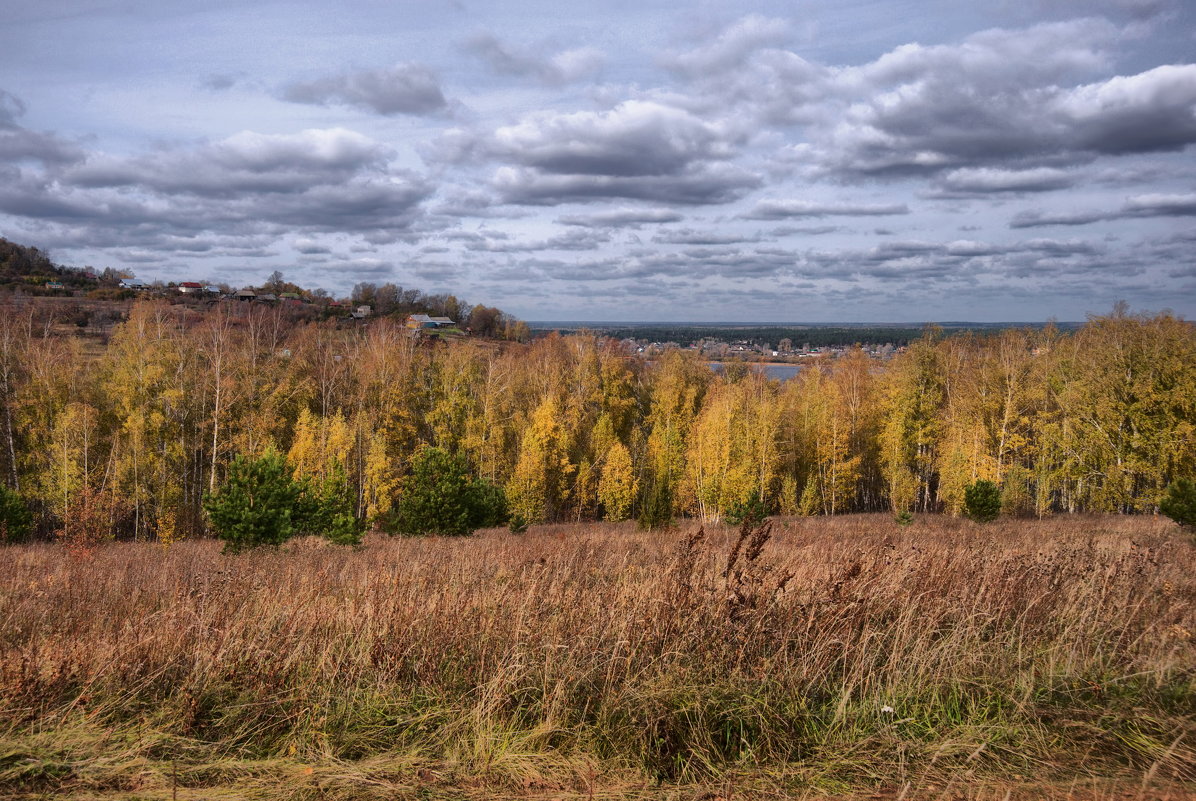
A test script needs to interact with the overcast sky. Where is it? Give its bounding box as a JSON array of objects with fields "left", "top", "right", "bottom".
[{"left": 2, "top": 0, "right": 1194, "bottom": 321}]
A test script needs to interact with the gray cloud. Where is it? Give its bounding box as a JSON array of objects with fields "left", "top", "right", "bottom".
[
  {"left": 557, "top": 207, "right": 684, "bottom": 227},
  {"left": 442, "top": 100, "right": 758, "bottom": 206},
  {"left": 201, "top": 74, "right": 240, "bottom": 91},
  {"left": 464, "top": 228, "right": 609, "bottom": 252},
  {"left": 492, "top": 164, "right": 759, "bottom": 205},
  {"left": 0, "top": 90, "right": 25, "bottom": 126},
  {"left": 293, "top": 238, "right": 332, "bottom": 255},
  {"left": 929, "top": 167, "right": 1077, "bottom": 196},
  {"left": 282, "top": 63, "right": 447, "bottom": 115},
  {"left": 809, "top": 59, "right": 1196, "bottom": 178},
  {"left": 1009, "top": 209, "right": 1110, "bottom": 228},
  {"left": 1, "top": 126, "right": 434, "bottom": 259},
  {"left": 0, "top": 89, "right": 84, "bottom": 166},
  {"left": 68, "top": 128, "right": 392, "bottom": 197},
  {"left": 464, "top": 34, "right": 604, "bottom": 84},
  {"left": 1123, "top": 193, "right": 1196, "bottom": 215},
  {"left": 652, "top": 227, "right": 761, "bottom": 245},
  {"left": 491, "top": 101, "right": 733, "bottom": 177},
  {"left": 742, "top": 199, "right": 909, "bottom": 219},
  {"left": 769, "top": 225, "right": 839, "bottom": 236},
  {"left": 1011, "top": 192, "right": 1196, "bottom": 227}
]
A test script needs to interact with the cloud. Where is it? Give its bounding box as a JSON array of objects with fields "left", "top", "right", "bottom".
[
  {"left": 68, "top": 128, "right": 393, "bottom": 197},
  {"left": 464, "top": 34, "right": 604, "bottom": 84},
  {"left": 293, "top": 238, "right": 333, "bottom": 255},
  {"left": 1123, "top": 192, "right": 1196, "bottom": 215},
  {"left": 557, "top": 207, "right": 684, "bottom": 227},
  {"left": 0, "top": 90, "right": 25, "bottom": 126},
  {"left": 1009, "top": 209, "right": 1110, "bottom": 228},
  {"left": 662, "top": 15, "right": 791, "bottom": 77},
  {"left": 1060, "top": 65, "right": 1196, "bottom": 155},
  {"left": 1049, "top": 0, "right": 1174, "bottom": 20},
  {"left": 797, "top": 237, "right": 1107, "bottom": 283},
  {"left": 741, "top": 199, "right": 909, "bottom": 219},
  {"left": 929, "top": 167, "right": 1076, "bottom": 196},
  {"left": 677, "top": 18, "right": 1193, "bottom": 180},
  {"left": 652, "top": 228, "right": 760, "bottom": 245},
  {"left": 481, "top": 100, "right": 756, "bottom": 205},
  {"left": 491, "top": 101, "right": 733, "bottom": 177},
  {"left": 201, "top": 74, "right": 240, "bottom": 91},
  {"left": 811, "top": 58, "right": 1196, "bottom": 178},
  {"left": 1, "top": 126, "right": 434, "bottom": 258},
  {"left": 464, "top": 228, "right": 609, "bottom": 252},
  {"left": 0, "top": 89, "right": 84, "bottom": 166},
  {"left": 1011, "top": 192, "right": 1196, "bottom": 227},
  {"left": 492, "top": 164, "right": 759, "bottom": 205},
  {"left": 282, "top": 63, "right": 447, "bottom": 115}
]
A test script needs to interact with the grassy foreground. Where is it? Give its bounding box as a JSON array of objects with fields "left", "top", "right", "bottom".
[{"left": 1, "top": 514, "right": 1194, "bottom": 800}]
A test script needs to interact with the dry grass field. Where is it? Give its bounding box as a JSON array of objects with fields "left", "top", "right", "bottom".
[{"left": 1, "top": 514, "right": 1194, "bottom": 800}]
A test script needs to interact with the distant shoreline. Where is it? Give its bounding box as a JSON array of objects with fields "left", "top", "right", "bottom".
[{"left": 529, "top": 320, "right": 1084, "bottom": 329}]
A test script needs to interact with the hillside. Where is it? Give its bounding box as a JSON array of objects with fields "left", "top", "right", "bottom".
[{"left": 0, "top": 237, "right": 524, "bottom": 340}]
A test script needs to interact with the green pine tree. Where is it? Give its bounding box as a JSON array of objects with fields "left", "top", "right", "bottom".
[
  {"left": 964, "top": 479, "right": 1002, "bottom": 523},
  {"left": 386, "top": 446, "right": 506, "bottom": 537},
  {"left": 1160, "top": 479, "right": 1196, "bottom": 531},
  {"left": 295, "top": 460, "right": 365, "bottom": 546},
  {"left": 204, "top": 451, "right": 302, "bottom": 553},
  {"left": 0, "top": 486, "right": 33, "bottom": 543}
]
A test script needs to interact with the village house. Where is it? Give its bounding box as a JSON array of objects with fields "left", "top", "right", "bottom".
[
  {"left": 178, "top": 281, "right": 203, "bottom": 294},
  {"left": 405, "top": 313, "right": 456, "bottom": 330}
]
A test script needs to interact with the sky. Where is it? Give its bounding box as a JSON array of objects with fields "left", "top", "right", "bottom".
[{"left": 1, "top": 0, "right": 1194, "bottom": 322}]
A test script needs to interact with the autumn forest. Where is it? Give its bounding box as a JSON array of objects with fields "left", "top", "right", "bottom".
[{"left": 1, "top": 299, "right": 1192, "bottom": 544}]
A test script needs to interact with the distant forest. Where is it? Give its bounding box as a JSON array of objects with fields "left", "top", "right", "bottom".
[{"left": 0, "top": 296, "right": 1191, "bottom": 542}]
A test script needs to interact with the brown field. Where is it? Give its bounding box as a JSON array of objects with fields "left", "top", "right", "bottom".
[{"left": 1, "top": 514, "right": 1194, "bottom": 800}]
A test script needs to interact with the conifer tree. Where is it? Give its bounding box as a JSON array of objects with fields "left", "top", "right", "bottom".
[
  {"left": 964, "top": 479, "right": 1001, "bottom": 523},
  {"left": 387, "top": 446, "right": 505, "bottom": 536},
  {"left": 0, "top": 485, "right": 31, "bottom": 543},
  {"left": 1160, "top": 479, "right": 1196, "bottom": 531},
  {"left": 204, "top": 450, "right": 301, "bottom": 552}
]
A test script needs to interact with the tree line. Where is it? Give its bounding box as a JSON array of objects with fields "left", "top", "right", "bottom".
[{"left": 0, "top": 299, "right": 1192, "bottom": 543}]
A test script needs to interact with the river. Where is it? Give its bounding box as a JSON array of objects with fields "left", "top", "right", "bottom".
[{"left": 707, "top": 362, "right": 803, "bottom": 381}]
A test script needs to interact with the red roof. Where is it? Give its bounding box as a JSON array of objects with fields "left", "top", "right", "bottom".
[{"left": 179, "top": 281, "right": 203, "bottom": 288}]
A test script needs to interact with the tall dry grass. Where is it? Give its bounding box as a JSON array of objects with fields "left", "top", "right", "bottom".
[{"left": 1, "top": 514, "right": 1194, "bottom": 799}]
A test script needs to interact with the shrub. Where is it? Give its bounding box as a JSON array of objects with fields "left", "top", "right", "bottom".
[
  {"left": 204, "top": 451, "right": 302, "bottom": 553},
  {"left": 1160, "top": 478, "right": 1196, "bottom": 531},
  {"left": 58, "top": 484, "right": 126, "bottom": 557},
  {"left": 0, "top": 486, "right": 32, "bottom": 543},
  {"left": 296, "top": 462, "right": 365, "bottom": 546},
  {"left": 637, "top": 478, "right": 673, "bottom": 530},
  {"left": 894, "top": 510, "right": 913, "bottom": 527},
  {"left": 469, "top": 477, "right": 509, "bottom": 529},
  {"left": 724, "top": 496, "right": 768, "bottom": 526},
  {"left": 386, "top": 447, "right": 504, "bottom": 537},
  {"left": 963, "top": 479, "right": 1001, "bottom": 523}
]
